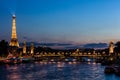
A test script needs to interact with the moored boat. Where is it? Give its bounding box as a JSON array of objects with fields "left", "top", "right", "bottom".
[{"left": 21, "top": 58, "right": 34, "bottom": 63}]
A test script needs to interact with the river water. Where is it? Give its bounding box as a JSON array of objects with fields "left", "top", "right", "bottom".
[{"left": 0, "top": 62, "right": 120, "bottom": 80}]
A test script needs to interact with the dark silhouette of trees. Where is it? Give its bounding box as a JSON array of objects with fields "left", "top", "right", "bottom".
[
  {"left": 114, "top": 41, "right": 120, "bottom": 53},
  {"left": 115, "top": 41, "right": 120, "bottom": 47},
  {"left": 0, "top": 40, "right": 9, "bottom": 57}
]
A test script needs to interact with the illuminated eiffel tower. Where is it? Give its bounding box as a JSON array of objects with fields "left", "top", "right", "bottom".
[{"left": 9, "top": 15, "right": 19, "bottom": 47}]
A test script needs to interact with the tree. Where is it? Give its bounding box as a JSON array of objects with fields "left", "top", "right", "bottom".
[
  {"left": 0, "top": 40, "right": 9, "bottom": 57},
  {"left": 115, "top": 41, "right": 120, "bottom": 48},
  {"left": 115, "top": 41, "right": 120, "bottom": 53}
]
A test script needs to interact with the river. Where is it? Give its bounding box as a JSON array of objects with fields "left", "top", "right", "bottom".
[{"left": 0, "top": 62, "right": 120, "bottom": 80}]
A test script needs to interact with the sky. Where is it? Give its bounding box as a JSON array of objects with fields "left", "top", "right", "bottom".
[{"left": 0, "top": 0, "right": 120, "bottom": 49}]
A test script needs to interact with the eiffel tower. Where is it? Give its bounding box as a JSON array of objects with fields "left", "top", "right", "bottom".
[{"left": 9, "top": 15, "right": 19, "bottom": 47}]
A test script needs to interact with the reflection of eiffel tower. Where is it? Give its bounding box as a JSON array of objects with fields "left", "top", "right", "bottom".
[{"left": 9, "top": 15, "right": 19, "bottom": 47}]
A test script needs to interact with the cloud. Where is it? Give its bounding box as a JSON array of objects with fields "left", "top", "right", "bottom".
[
  {"left": 36, "top": 43, "right": 73, "bottom": 49},
  {"left": 40, "top": 43, "right": 72, "bottom": 46},
  {"left": 20, "top": 42, "right": 73, "bottom": 49},
  {"left": 65, "top": 45, "right": 83, "bottom": 49},
  {"left": 20, "top": 42, "right": 108, "bottom": 49},
  {"left": 83, "top": 43, "right": 108, "bottom": 49},
  {"left": 65, "top": 43, "right": 108, "bottom": 49}
]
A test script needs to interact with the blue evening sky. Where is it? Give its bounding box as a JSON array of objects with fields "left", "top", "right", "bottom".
[{"left": 0, "top": 0, "right": 120, "bottom": 45}]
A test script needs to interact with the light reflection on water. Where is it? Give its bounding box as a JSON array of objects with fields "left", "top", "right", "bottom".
[{"left": 0, "top": 62, "right": 120, "bottom": 80}]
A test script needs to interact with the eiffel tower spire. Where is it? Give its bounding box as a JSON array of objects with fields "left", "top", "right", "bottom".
[{"left": 9, "top": 15, "right": 19, "bottom": 47}]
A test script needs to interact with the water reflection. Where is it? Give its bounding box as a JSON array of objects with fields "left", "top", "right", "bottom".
[
  {"left": 57, "top": 62, "right": 64, "bottom": 68},
  {"left": 0, "top": 62, "right": 120, "bottom": 80}
]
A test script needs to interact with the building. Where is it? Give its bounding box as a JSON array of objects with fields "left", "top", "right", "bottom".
[
  {"left": 9, "top": 15, "right": 19, "bottom": 47},
  {"left": 109, "top": 41, "right": 114, "bottom": 54},
  {"left": 23, "top": 41, "right": 26, "bottom": 54},
  {"left": 30, "top": 43, "right": 34, "bottom": 55}
]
